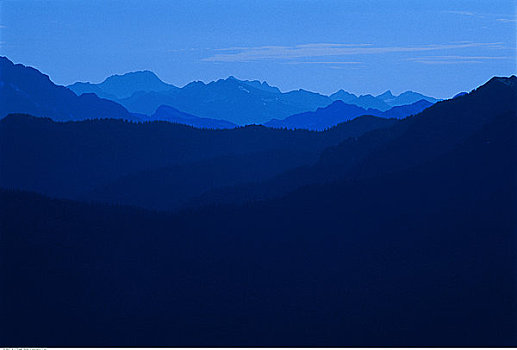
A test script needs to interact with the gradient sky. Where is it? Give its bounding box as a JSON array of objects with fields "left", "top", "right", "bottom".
[{"left": 1, "top": 0, "right": 516, "bottom": 98}]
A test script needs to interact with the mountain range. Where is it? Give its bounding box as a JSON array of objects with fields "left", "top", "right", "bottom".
[
  {"left": 69, "top": 74, "right": 333, "bottom": 124},
  {"left": 1, "top": 71, "right": 515, "bottom": 346},
  {"left": 66, "top": 64, "right": 439, "bottom": 125},
  {"left": 1, "top": 56, "right": 438, "bottom": 128}
]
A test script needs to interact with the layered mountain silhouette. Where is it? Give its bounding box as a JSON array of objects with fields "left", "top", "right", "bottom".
[
  {"left": 66, "top": 69, "right": 439, "bottom": 126},
  {"left": 0, "top": 57, "right": 135, "bottom": 121},
  {"left": 1, "top": 54, "right": 516, "bottom": 346},
  {"left": 265, "top": 99, "right": 433, "bottom": 130},
  {"left": 70, "top": 72, "right": 334, "bottom": 124},
  {"left": 1, "top": 75, "right": 515, "bottom": 346}
]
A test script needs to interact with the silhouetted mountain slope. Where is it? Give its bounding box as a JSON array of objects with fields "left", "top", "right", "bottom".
[
  {"left": 265, "top": 100, "right": 381, "bottom": 130},
  {"left": 380, "top": 99, "right": 433, "bottom": 119},
  {"left": 66, "top": 82, "right": 119, "bottom": 100},
  {"left": 1, "top": 109, "right": 515, "bottom": 346},
  {"left": 0, "top": 113, "right": 393, "bottom": 203},
  {"left": 0, "top": 57, "right": 134, "bottom": 121},
  {"left": 117, "top": 76, "right": 332, "bottom": 124},
  {"left": 265, "top": 99, "right": 433, "bottom": 130},
  {"left": 68, "top": 70, "right": 178, "bottom": 100},
  {"left": 320, "top": 76, "right": 516, "bottom": 180},
  {"left": 190, "top": 76, "right": 517, "bottom": 207},
  {"left": 150, "top": 105, "right": 236, "bottom": 129}
]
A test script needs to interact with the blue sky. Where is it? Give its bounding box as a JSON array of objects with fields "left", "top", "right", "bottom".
[{"left": 0, "top": 0, "right": 515, "bottom": 98}]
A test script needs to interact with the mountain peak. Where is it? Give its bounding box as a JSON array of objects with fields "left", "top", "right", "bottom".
[
  {"left": 101, "top": 70, "right": 166, "bottom": 86},
  {"left": 89, "top": 70, "right": 177, "bottom": 99},
  {"left": 377, "top": 90, "right": 395, "bottom": 99}
]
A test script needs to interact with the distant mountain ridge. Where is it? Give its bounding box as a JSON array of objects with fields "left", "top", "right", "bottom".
[
  {"left": 376, "top": 89, "right": 439, "bottom": 106},
  {"left": 330, "top": 89, "right": 438, "bottom": 111},
  {"left": 115, "top": 76, "right": 332, "bottom": 125},
  {"left": 67, "top": 69, "right": 440, "bottom": 125},
  {"left": 330, "top": 90, "right": 392, "bottom": 111},
  {"left": 68, "top": 73, "right": 333, "bottom": 124}
]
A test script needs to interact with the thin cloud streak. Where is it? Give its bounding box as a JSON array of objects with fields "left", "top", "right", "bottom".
[
  {"left": 201, "top": 42, "right": 505, "bottom": 63},
  {"left": 497, "top": 18, "right": 517, "bottom": 23},
  {"left": 408, "top": 55, "right": 512, "bottom": 61},
  {"left": 407, "top": 55, "right": 513, "bottom": 65},
  {"left": 285, "top": 61, "right": 363, "bottom": 65},
  {"left": 443, "top": 10, "right": 477, "bottom": 16},
  {"left": 413, "top": 60, "right": 484, "bottom": 65}
]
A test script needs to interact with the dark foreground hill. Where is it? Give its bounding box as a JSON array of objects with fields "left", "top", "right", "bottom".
[
  {"left": 1, "top": 108, "right": 515, "bottom": 346},
  {"left": 0, "top": 113, "right": 394, "bottom": 208}
]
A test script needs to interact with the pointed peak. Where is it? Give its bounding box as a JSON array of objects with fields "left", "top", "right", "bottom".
[
  {"left": 377, "top": 90, "right": 395, "bottom": 99},
  {"left": 330, "top": 89, "right": 356, "bottom": 97}
]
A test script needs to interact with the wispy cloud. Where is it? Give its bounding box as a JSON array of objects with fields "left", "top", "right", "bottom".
[
  {"left": 285, "top": 61, "right": 363, "bottom": 65},
  {"left": 443, "top": 10, "right": 517, "bottom": 23},
  {"left": 442, "top": 10, "right": 489, "bottom": 19},
  {"left": 201, "top": 42, "right": 504, "bottom": 63},
  {"left": 443, "top": 10, "right": 477, "bottom": 16},
  {"left": 407, "top": 55, "right": 512, "bottom": 65},
  {"left": 497, "top": 18, "right": 517, "bottom": 23}
]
